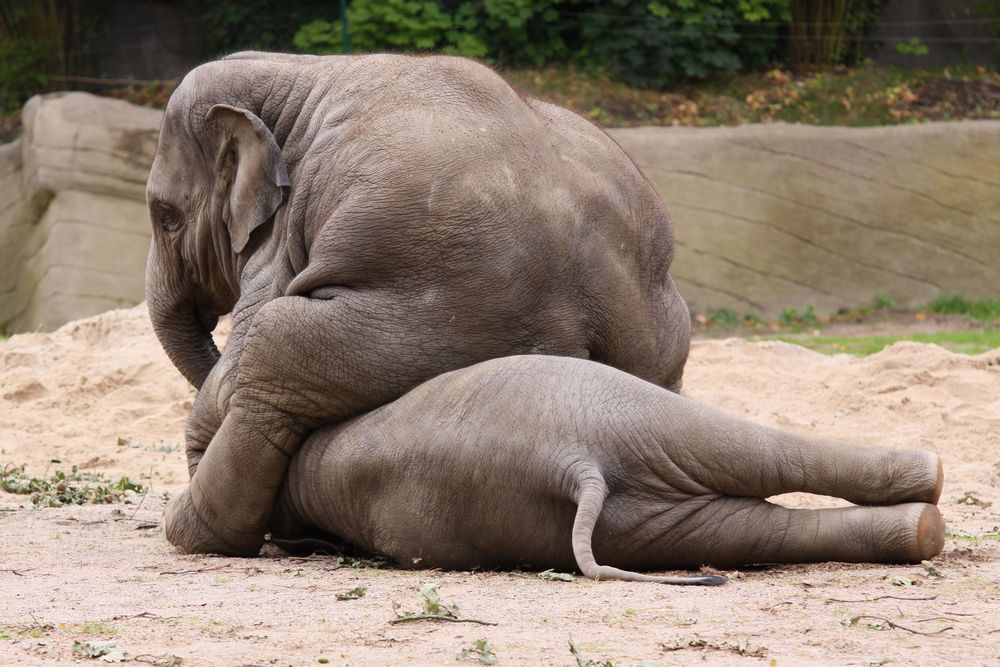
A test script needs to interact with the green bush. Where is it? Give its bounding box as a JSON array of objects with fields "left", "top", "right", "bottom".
[
  {"left": 443, "top": 0, "right": 572, "bottom": 66},
  {"left": 349, "top": 0, "right": 452, "bottom": 52},
  {"left": 929, "top": 293, "right": 970, "bottom": 314},
  {"left": 291, "top": 0, "right": 792, "bottom": 86},
  {"left": 929, "top": 294, "right": 1000, "bottom": 322},
  {"left": 293, "top": 0, "right": 571, "bottom": 64},
  {"left": 578, "top": 0, "right": 789, "bottom": 86},
  {"left": 0, "top": 0, "right": 64, "bottom": 111},
  {"left": 294, "top": 0, "right": 451, "bottom": 54},
  {"left": 203, "top": 0, "right": 338, "bottom": 54},
  {"left": 707, "top": 307, "right": 740, "bottom": 327}
]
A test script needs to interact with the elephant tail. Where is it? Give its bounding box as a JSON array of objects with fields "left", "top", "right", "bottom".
[{"left": 571, "top": 472, "right": 726, "bottom": 586}]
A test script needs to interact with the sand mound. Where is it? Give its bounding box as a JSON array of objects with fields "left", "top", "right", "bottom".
[{"left": 0, "top": 305, "right": 218, "bottom": 490}]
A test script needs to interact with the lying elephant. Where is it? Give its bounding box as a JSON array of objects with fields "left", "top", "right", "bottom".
[
  {"left": 268, "top": 356, "right": 945, "bottom": 584},
  {"left": 148, "top": 53, "right": 692, "bottom": 555}
]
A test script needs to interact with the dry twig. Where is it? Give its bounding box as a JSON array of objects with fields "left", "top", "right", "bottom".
[
  {"left": 849, "top": 615, "right": 952, "bottom": 635},
  {"left": 388, "top": 614, "right": 497, "bottom": 626},
  {"left": 827, "top": 594, "right": 937, "bottom": 603},
  {"left": 159, "top": 564, "right": 234, "bottom": 576}
]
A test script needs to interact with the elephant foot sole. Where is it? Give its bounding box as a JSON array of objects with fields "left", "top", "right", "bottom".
[
  {"left": 913, "top": 503, "right": 945, "bottom": 562},
  {"left": 928, "top": 452, "right": 944, "bottom": 504}
]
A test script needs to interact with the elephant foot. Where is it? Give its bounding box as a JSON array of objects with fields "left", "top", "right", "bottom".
[
  {"left": 926, "top": 452, "right": 944, "bottom": 504},
  {"left": 164, "top": 488, "right": 264, "bottom": 557},
  {"left": 912, "top": 503, "right": 945, "bottom": 562}
]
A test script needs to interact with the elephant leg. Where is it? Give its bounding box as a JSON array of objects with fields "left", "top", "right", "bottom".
[
  {"left": 165, "top": 293, "right": 463, "bottom": 555},
  {"left": 183, "top": 357, "right": 234, "bottom": 477},
  {"left": 658, "top": 396, "right": 943, "bottom": 506},
  {"left": 595, "top": 276, "right": 691, "bottom": 394},
  {"left": 631, "top": 497, "right": 944, "bottom": 568},
  {"left": 572, "top": 474, "right": 726, "bottom": 585}
]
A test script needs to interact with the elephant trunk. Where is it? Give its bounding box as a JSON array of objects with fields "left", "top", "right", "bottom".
[{"left": 146, "top": 253, "right": 221, "bottom": 389}]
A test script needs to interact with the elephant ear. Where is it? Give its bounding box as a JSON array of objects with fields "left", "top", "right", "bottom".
[{"left": 206, "top": 104, "right": 290, "bottom": 254}]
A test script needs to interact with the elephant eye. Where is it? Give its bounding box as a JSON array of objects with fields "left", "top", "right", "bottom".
[{"left": 156, "top": 202, "right": 182, "bottom": 232}]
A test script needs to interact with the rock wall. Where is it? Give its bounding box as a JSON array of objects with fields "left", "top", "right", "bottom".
[
  {"left": 1, "top": 92, "right": 997, "bottom": 332},
  {"left": 0, "top": 93, "right": 160, "bottom": 333},
  {"left": 610, "top": 121, "right": 1000, "bottom": 317}
]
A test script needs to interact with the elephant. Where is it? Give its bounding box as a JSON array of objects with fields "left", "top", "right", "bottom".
[
  {"left": 268, "top": 355, "right": 944, "bottom": 584},
  {"left": 146, "top": 52, "right": 693, "bottom": 556}
]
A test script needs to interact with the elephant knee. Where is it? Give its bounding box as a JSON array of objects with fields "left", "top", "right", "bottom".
[
  {"left": 235, "top": 297, "right": 312, "bottom": 390},
  {"left": 231, "top": 296, "right": 357, "bottom": 429}
]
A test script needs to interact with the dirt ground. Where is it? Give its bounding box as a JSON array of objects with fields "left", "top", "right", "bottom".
[{"left": 1, "top": 305, "right": 998, "bottom": 666}]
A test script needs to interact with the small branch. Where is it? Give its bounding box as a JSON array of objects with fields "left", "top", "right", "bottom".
[
  {"left": 760, "top": 601, "right": 792, "bottom": 611},
  {"left": 128, "top": 491, "right": 149, "bottom": 520},
  {"left": 389, "top": 614, "right": 497, "bottom": 626},
  {"left": 159, "top": 564, "right": 233, "bottom": 576},
  {"left": 111, "top": 611, "right": 177, "bottom": 621},
  {"left": 0, "top": 568, "right": 32, "bottom": 576},
  {"left": 850, "top": 615, "right": 952, "bottom": 635},
  {"left": 827, "top": 594, "right": 937, "bottom": 603},
  {"left": 132, "top": 653, "right": 184, "bottom": 666}
]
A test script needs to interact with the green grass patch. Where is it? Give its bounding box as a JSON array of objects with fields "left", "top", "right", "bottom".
[
  {"left": 946, "top": 527, "right": 1000, "bottom": 543},
  {"left": 929, "top": 294, "right": 1000, "bottom": 322},
  {"left": 766, "top": 330, "right": 1000, "bottom": 356}
]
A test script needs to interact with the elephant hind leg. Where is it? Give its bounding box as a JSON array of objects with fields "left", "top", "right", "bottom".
[
  {"left": 570, "top": 475, "right": 726, "bottom": 586},
  {"left": 657, "top": 395, "right": 944, "bottom": 506},
  {"left": 649, "top": 497, "right": 945, "bottom": 568}
]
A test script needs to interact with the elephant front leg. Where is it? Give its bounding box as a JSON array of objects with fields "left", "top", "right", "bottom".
[
  {"left": 165, "top": 410, "right": 292, "bottom": 554},
  {"left": 183, "top": 355, "right": 236, "bottom": 477},
  {"left": 164, "top": 294, "right": 438, "bottom": 555}
]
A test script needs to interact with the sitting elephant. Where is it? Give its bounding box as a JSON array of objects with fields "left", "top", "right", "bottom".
[
  {"left": 148, "top": 53, "right": 692, "bottom": 555},
  {"left": 270, "top": 355, "right": 944, "bottom": 584}
]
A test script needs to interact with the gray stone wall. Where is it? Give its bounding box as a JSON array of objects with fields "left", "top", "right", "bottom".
[
  {"left": 1, "top": 92, "right": 997, "bottom": 332},
  {"left": 610, "top": 121, "right": 1000, "bottom": 317},
  {"left": 0, "top": 93, "right": 160, "bottom": 333}
]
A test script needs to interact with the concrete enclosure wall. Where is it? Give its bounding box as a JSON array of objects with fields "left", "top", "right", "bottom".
[
  {"left": 610, "top": 122, "right": 1000, "bottom": 317},
  {"left": 0, "top": 93, "right": 161, "bottom": 333},
  {"left": 1, "top": 92, "right": 998, "bottom": 332}
]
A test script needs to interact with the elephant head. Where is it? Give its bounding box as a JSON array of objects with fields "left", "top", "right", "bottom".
[{"left": 145, "top": 80, "right": 290, "bottom": 388}]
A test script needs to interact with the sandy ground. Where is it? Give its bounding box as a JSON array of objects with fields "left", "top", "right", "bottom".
[{"left": 1, "top": 305, "right": 998, "bottom": 666}]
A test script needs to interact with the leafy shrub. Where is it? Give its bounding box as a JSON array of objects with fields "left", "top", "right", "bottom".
[
  {"left": 0, "top": 0, "right": 64, "bottom": 111},
  {"left": 443, "top": 0, "right": 572, "bottom": 66},
  {"left": 295, "top": 0, "right": 451, "bottom": 54},
  {"left": 576, "top": 0, "right": 790, "bottom": 86},
  {"left": 292, "top": 0, "right": 792, "bottom": 86},
  {"left": 779, "top": 305, "right": 817, "bottom": 327},
  {"left": 294, "top": 0, "right": 571, "bottom": 63},
  {"left": 350, "top": 0, "right": 453, "bottom": 52},
  {"left": 929, "top": 294, "right": 1000, "bottom": 322},
  {"left": 707, "top": 307, "right": 740, "bottom": 327},
  {"left": 203, "top": 0, "right": 337, "bottom": 53},
  {"left": 293, "top": 19, "right": 346, "bottom": 54},
  {"left": 873, "top": 291, "right": 897, "bottom": 309}
]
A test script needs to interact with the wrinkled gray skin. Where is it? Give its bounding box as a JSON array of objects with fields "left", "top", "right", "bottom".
[
  {"left": 146, "top": 52, "right": 691, "bottom": 556},
  {"left": 271, "top": 356, "right": 944, "bottom": 584}
]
